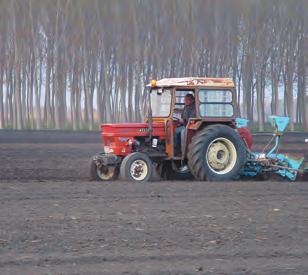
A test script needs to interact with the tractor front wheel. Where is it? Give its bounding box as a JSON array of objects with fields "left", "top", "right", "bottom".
[
  {"left": 120, "top": 152, "right": 153, "bottom": 183},
  {"left": 187, "top": 125, "right": 247, "bottom": 181}
]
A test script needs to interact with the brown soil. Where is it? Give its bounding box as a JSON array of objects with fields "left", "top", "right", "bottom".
[{"left": 0, "top": 130, "right": 308, "bottom": 274}]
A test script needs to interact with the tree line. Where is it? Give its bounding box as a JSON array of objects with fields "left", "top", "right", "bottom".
[{"left": 0, "top": 0, "right": 307, "bottom": 131}]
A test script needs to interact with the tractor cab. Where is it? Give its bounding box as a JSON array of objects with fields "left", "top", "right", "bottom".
[{"left": 147, "top": 78, "right": 238, "bottom": 159}]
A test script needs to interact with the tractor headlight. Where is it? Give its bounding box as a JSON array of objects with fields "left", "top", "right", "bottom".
[{"left": 104, "top": 146, "right": 114, "bottom": 154}]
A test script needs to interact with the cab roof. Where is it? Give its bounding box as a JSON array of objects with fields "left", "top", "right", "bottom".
[{"left": 147, "top": 77, "right": 235, "bottom": 88}]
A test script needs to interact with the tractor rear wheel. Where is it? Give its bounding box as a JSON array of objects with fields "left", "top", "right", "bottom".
[
  {"left": 187, "top": 124, "right": 246, "bottom": 181},
  {"left": 90, "top": 160, "right": 119, "bottom": 181},
  {"left": 120, "top": 152, "right": 153, "bottom": 183}
]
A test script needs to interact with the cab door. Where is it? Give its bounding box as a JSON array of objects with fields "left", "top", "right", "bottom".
[
  {"left": 164, "top": 117, "right": 174, "bottom": 157},
  {"left": 173, "top": 89, "right": 195, "bottom": 158}
]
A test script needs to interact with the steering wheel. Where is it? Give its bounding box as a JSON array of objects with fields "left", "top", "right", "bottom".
[
  {"left": 173, "top": 114, "right": 182, "bottom": 121},
  {"left": 172, "top": 115, "right": 183, "bottom": 126}
]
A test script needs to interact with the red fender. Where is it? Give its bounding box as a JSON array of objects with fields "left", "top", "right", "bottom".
[{"left": 237, "top": 127, "right": 253, "bottom": 150}]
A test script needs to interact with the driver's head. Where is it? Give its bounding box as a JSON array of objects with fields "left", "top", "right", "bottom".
[{"left": 184, "top": 94, "right": 195, "bottom": 106}]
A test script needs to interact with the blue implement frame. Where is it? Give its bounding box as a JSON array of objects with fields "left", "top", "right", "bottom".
[{"left": 236, "top": 116, "right": 304, "bottom": 181}]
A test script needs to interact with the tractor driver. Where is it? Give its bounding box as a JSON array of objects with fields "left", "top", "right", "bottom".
[{"left": 174, "top": 93, "right": 196, "bottom": 155}]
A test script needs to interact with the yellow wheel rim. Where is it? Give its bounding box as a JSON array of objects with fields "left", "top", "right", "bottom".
[
  {"left": 97, "top": 166, "right": 116, "bottom": 180},
  {"left": 206, "top": 137, "right": 237, "bottom": 175}
]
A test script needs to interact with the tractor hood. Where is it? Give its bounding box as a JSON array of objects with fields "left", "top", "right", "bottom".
[{"left": 101, "top": 123, "right": 166, "bottom": 139}]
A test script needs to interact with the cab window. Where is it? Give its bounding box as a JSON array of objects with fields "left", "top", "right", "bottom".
[
  {"left": 199, "top": 89, "right": 233, "bottom": 117},
  {"left": 150, "top": 88, "right": 172, "bottom": 117},
  {"left": 174, "top": 90, "right": 194, "bottom": 118}
]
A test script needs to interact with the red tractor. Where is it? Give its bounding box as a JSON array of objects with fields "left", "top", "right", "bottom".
[{"left": 90, "top": 77, "right": 252, "bottom": 182}]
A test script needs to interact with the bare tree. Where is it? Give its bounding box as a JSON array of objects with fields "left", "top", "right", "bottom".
[{"left": 0, "top": 0, "right": 306, "bottom": 131}]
